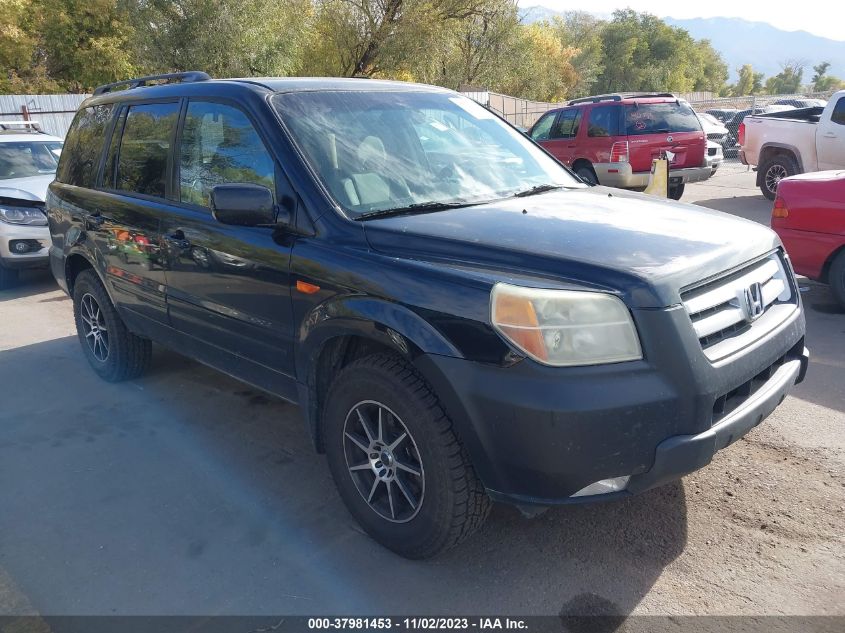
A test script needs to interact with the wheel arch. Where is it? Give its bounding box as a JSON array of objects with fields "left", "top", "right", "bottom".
[
  {"left": 296, "top": 296, "right": 463, "bottom": 453},
  {"left": 756, "top": 143, "right": 803, "bottom": 186},
  {"left": 820, "top": 243, "right": 845, "bottom": 284}
]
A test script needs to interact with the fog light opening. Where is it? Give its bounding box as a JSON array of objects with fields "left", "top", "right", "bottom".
[{"left": 571, "top": 476, "right": 631, "bottom": 498}]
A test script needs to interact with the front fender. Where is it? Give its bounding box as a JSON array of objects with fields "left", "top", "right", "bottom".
[
  {"left": 295, "top": 295, "right": 465, "bottom": 452},
  {"left": 296, "top": 294, "right": 463, "bottom": 379}
]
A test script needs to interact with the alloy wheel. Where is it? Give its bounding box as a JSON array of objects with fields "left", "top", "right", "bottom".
[
  {"left": 343, "top": 400, "right": 424, "bottom": 523},
  {"left": 80, "top": 293, "right": 109, "bottom": 362},
  {"left": 765, "top": 164, "right": 788, "bottom": 196}
]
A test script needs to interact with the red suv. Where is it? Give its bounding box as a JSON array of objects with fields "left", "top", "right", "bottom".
[{"left": 529, "top": 93, "right": 710, "bottom": 199}]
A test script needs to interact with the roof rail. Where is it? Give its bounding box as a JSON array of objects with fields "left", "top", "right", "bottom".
[
  {"left": 567, "top": 92, "right": 676, "bottom": 105},
  {"left": 93, "top": 71, "right": 211, "bottom": 96}
]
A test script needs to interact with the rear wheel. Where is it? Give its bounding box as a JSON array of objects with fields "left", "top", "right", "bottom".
[
  {"left": 829, "top": 250, "right": 845, "bottom": 311},
  {"left": 73, "top": 269, "right": 152, "bottom": 382},
  {"left": 668, "top": 183, "right": 685, "bottom": 200},
  {"left": 575, "top": 164, "right": 598, "bottom": 185},
  {"left": 760, "top": 154, "right": 798, "bottom": 200},
  {"left": 0, "top": 263, "right": 18, "bottom": 290},
  {"left": 323, "top": 353, "right": 491, "bottom": 559}
]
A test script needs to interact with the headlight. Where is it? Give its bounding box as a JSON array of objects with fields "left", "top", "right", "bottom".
[
  {"left": 490, "top": 283, "right": 642, "bottom": 366},
  {"left": 0, "top": 205, "right": 47, "bottom": 226}
]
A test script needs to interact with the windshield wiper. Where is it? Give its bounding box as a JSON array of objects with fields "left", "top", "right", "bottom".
[
  {"left": 354, "top": 200, "right": 475, "bottom": 221},
  {"left": 511, "top": 184, "right": 564, "bottom": 198}
]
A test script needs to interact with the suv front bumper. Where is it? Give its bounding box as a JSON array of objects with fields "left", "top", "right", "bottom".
[
  {"left": 0, "top": 223, "right": 50, "bottom": 269},
  {"left": 594, "top": 164, "right": 713, "bottom": 189},
  {"left": 416, "top": 304, "right": 807, "bottom": 507}
]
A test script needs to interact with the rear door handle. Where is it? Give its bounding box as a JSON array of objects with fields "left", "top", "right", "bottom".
[
  {"left": 823, "top": 132, "right": 837, "bottom": 138},
  {"left": 83, "top": 212, "right": 105, "bottom": 229},
  {"left": 165, "top": 230, "right": 191, "bottom": 250}
]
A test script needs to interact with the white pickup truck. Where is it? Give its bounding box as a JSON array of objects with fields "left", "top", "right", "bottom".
[{"left": 740, "top": 90, "right": 845, "bottom": 199}]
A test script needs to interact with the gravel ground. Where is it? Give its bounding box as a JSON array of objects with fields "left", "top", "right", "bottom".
[{"left": 0, "top": 164, "right": 842, "bottom": 617}]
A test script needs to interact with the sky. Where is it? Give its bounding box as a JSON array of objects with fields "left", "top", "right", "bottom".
[{"left": 520, "top": 1, "right": 845, "bottom": 42}]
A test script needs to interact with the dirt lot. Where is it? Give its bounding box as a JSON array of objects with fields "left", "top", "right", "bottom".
[{"left": 0, "top": 163, "right": 843, "bottom": 616}]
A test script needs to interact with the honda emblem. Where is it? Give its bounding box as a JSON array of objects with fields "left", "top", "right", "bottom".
[{"left": 743, "top": 282, "right": 765, "bottom": 321}]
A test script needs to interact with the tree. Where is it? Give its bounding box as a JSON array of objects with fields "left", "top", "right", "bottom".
[
  {"left": 764, "top": 60, "right": 805, "bottom": 94},
  {"left": 126, "top": 0, "right": 313, "bottom": 78},
  {"left": 592, "top": 10, "right": 727, "bottom": 95},
  {"left": 0, "top": 0, "right": 135, "bottom": 93},
  {"left": 730, "top": 64, "right": 765, "bottom": 96},
  {"left": 811, "top": 61, "right": 845, "bottom": 92},
  {"left": 551, "top": 12, "right": 604, "bottom": 98}
]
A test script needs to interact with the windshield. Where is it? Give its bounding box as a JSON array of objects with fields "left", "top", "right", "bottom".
[
  {"left": 624, "top": 102, "right": 702, "bottom": 136},
  {"left": 0, "top": 141, "right": 63, "bottom": 180},
  {"left": 272, "top": 90, "right": 580, "bottom": 217}
]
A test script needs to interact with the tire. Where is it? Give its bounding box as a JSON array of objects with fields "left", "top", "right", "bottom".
[
  {"left": 829, "top": 250, "right": 845, "bottom": 311},
  {"left": 72, "top": 269, "right": 151, "bottom": 382},
  {"left": 323, "top": 353, "right": 491, "bottom": 559},
  {"left": 575, "top": 164, "right": 598, "bottom": 185},
  {"left": 760, "top": 154, "right": 799, "bottom": 200},
  {"left": 0, "top": 263, "right": 18, "bottom": 290},
  {"left": 668, "top": 183, "right": 685, "bottom": 200}
]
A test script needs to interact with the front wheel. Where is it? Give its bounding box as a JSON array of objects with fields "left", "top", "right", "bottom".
[
  {"left": 323, "top": 353, "right": 491, "bottom": 559},
  {"left": 575, "top": 165, "right": 598, "bottom": 185},
  {"left": 760, "top": 154, "right": 798, "bottom": 200},
  {"left": 668, "top": 183, "right": 685, "bottom": 200}
]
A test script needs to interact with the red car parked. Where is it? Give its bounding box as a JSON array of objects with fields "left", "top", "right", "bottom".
[
  {"left": 772, "top": 170, "right": 845, "bottom": 309},
  {"left": 529, "top": 93, "right": 711, "bottom": 200}
]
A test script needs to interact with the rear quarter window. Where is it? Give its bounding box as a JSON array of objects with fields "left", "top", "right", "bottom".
[
  {"left": 625, "top": 102, "right": 702, "bottom": 136},
  {"left": 56, "top": 104, "right": 114, "bottom": 187}
]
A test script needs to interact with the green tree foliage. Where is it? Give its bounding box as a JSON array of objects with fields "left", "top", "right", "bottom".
[
  {"left": 1, "top": 0, "right": 135, "bottom": 92},
  {"left": 730, "top": 64, "right": 765, "bottom": 96},
  {"left": 811, "top": 62, "right": 845, "bottom": 92},
  {"left": 125, "top": 0, "right": 313, "bottom": 78},
  {"left": 2, "top": 1, "right": 741, "bottom": 102},
  {"left": 592, "top": 10, "right": 727, "bottom": 95},
  {"left": 764, "top": 61, "right": 804, "bottom": 94}
]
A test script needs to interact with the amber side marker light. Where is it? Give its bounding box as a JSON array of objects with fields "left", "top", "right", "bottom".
[
  {"left": 772, "top": 196, "right": 789, "bottom": 219},
  {"left": 296, "top": 280, "right": 321, "bottom": 294}
]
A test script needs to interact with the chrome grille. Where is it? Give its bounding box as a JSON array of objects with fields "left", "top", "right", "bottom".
[{"left": 681, "top": 252, "right": 796, "bottom": 358}]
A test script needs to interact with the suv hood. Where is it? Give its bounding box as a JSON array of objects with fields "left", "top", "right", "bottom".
[
  {"left": 362, "top": 187, "right": 781, "bottom": 308},
  {"left": 0, "top": 174, "right": 54, "bottom": 203}
]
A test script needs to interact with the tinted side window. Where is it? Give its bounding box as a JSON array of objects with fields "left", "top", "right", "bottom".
[
  {"left": 832, "top": 97, "right": 845, "bottom": 126},
  {"left": 102, "top": 108, "right": 127, "bottom": 189},
  {"left": 530, "top": 112, "right": 557, "bottom": 142},
  {"left": 115, "top": 102, "right": 180, "bottom": 198},
  {"left": 56, "top": 104, "right": 113, "bottom": 187},
  {"left": 556, "top": 109, "right": 582, "bottom": 139},
  {"left": 587, "top": 106, "right": 620, "bottom": 138},
  {"left": 179, "top": 101, "right": 275, "bottom": 207}
]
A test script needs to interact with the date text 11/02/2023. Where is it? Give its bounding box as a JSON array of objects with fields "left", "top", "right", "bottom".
[{"left": 307, "top": 618, "right": 528, "bottom": 630}]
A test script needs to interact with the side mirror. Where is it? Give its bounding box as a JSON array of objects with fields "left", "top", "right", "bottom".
[{"left": 210, "top": 183, "right": 276, "bottom": 226}]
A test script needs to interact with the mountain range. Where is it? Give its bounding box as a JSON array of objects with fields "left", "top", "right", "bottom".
[{"left": 520, "top": 6, "right": 845, "bottom": 83}]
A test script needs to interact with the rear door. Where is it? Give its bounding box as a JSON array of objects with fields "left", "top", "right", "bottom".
[
  {"left": 623, "top": 101, "right": 705, "bottom": 173},
  {"left": 817, "top": 95, "right": 845, "bottom": 170}
]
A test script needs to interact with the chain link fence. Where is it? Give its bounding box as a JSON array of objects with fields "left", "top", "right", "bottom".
[{"left": 686, "top": 91, "right": 837, "bottom": 162}]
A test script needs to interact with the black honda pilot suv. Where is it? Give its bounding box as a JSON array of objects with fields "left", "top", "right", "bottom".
[{"left": 48, "top": 73, "right": 809, "bottom": 558}]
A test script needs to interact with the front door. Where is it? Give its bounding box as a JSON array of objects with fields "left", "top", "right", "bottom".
[
  {"left": 158, "top": 99, "right": 297, "bottom": 395},
  {"left": 818, "top": 95, "right": 845, "bottom": 171}
]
